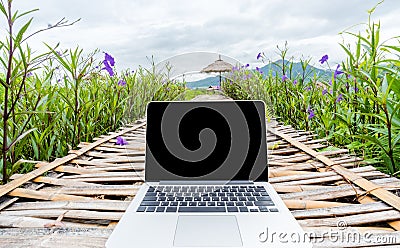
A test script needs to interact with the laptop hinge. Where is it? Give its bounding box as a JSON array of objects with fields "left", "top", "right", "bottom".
[{"left": 159, "top": 180, "right": 254, "bottom": 185}]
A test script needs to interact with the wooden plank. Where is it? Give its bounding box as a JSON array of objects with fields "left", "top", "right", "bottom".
[
  {"left": 0, "top": 121, "right": 147, "bottom": 198},
  {"left": 8, "top": 188, "right": 93, "bottom": 201},
  {"left": 269, "top": 128, "right": 400, "bottom": 212},
  {"left": 269, "top": 166, "right": 377, "bottom": 184},
  {"left": 1, "top": 209, "right": 123, "bottom": 221},
  {"left": 284, "top": 199, "right": 350, "bottom": 209},
  {"left": 297, "top": 210, "right": 400, "bottom": 227},
  {"left": 5, "top": 200, "right": 130, "bottom": 211},
  {"left": 0, "top": 215, "right": 101, "bottom": 228},
  {"left": 292, "top": 202, "right": 393, "bottom": 219}
]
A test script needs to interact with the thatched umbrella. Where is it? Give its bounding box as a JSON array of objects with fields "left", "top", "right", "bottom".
[{"left": 200, "top": 55, "right": 233, "bottom": 85}]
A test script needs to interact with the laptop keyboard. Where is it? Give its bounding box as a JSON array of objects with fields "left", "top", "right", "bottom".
[{"left": 136, "top": 185, "right": 278, "bottom": 213}]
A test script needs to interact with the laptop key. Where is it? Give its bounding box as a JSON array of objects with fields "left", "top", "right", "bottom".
[
  {"left": 250, "top": 208, "right": 259, "bottom": 212},
  {"left": 235, "top": 202, "right": 244, "bottom": 206},
  {"left": 254, "top": 201, "right": 275, "bottom": 206},
  {"left": 146, "top": 207, "right": 156, "bottom": 212},
  {"left": 166, "top": 207, "right": 177, "bottom": 212},
  {"left": 156, "top": 207, "right": 165, "bottom": 212},
  {"left": 140, "top": 201, "right": 159, "bottom": 206},
  {"left": 158, "top": 197, "right": 166, "bottom": 201},
  {"left": 269, "top": 208, "right": 279, "bottom": 212},
  {"left": 245, "top": 201, "right": 253, "bottom": 206},
  {"left": 239, "top": 207, "right": 248, "bottom": 212},
  {"left": 226, "top": 202, "right": 234, "bottom": 206},
  {"left": 145, "top": 192, "right": 157, "bottom": 197},
  {"left": 143, "top": 196, "right": 157, "bottom": 201},
  {"left": 207, "top": 202, "right": 216, "bottom": 206},
  {"left": 256, "top": 196, "right": 271, "bottom": 201},
  {"left": 161, "top": 202, "right": 169, "bottom": 207},
  {"left": 170, "top": 202, "right": 178, "bottom": 206},
  {"left": 136, "top": 206, "right": 146, "bottom": 212},
  {"left": 227, "top": 207, "right": 238, "bottom": 212},
  {"left": 198, "top": 202, "right": 206, "bottom": 206},
  {"left": 189, "top": 202, "right": 197, "bottom": 206},
  {"left": 178, "top": 207, "right": 225, "bottom": 212},
  {"left": 179, "top": 202, "right": 188, "bottom": 206},
  {"left": 217, "top": 202, "right": 225, "bottom": 206}
]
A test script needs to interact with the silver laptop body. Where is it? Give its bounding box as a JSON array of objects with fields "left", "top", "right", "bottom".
[{"left": 106, "top": 101, "right": 312, "bottom": 248}]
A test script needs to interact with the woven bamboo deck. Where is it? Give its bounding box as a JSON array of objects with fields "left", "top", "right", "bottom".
[{"left": 0, "top": 102, "right": 400, "bottom": 247}]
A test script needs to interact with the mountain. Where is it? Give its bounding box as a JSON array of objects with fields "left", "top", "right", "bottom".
[
  {"left": 257, "top": 60, "right": 330, "bottom": 80},
  {"left": 185, "top": 60, "right": 330, "bottom": 88},
  {"left": 186, "top": 76, "right": 220, "bottom": 88}
]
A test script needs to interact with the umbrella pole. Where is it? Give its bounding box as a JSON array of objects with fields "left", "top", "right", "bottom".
[{"left": 219, "top": 72, "right": 221, "bottom": 86}]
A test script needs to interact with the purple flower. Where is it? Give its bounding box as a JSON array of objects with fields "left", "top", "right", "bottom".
[
  {"left": 256, "top": 67, "right": 263, "bottom": 74},
  {"left": 116, "top": 136, "right": 128, "bottom": 145},
  {"left": 104, "top": 52, "right": 115, "bottom": 66},
  {"left": 334, "top": 64, "right": 344, "bottom": 79},
  {"left": 26, "top": 72, "right": 33, "bottom": 78},
  {"left": 329, "top": 80, "right": 332, "bottom": 86},
  {"left": 322, "top": 88, "right": 328, "bottom": 95},
  {"left": 336, "top": 94, "right": 343, "bottom": 103},
  {"left": 293, "top": 80, "right": 297, "bottom": 85},
  {"left": 118, "top": 80, "right": 127, "bottom": 86},
  {"left": 102, "top": 62, "right": 114, "bottom": 77},
  {"left": 307, "top": 107, "right": 315, "bottom": 119},
  {"left": 319, "top": 54, "right": 328, "bottom": 64},
  {"left": 232, "top": 66, "right": 239, "bottom": 72},
  {"left": 216, "top": 85, "right": 221, "bottom": 90},
  {"left": 353, "top": 87, "right": 359, "bottom": 93},
  {"left": 282, "top": 74, "right": 288, "bottom": 81},
  {"left": 306, "top": 86, "right": 311, "bottom": 91},
  {"left": 257, "top": 52, "right": 262, "bottom": 60}
]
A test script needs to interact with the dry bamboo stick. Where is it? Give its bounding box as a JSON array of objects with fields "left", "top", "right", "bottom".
[
  {"left": 297, "top": 209, "right": 400, "bottom": 227},
  {"left": 5, "top": 200, "right": 130, "bottom": 211},
  {"left": 1, "top": 209, "right": 124, "bottom": 221},
  {"left": 292, "top": 202, "right": 392, "bottom": 219},
  {"left": 284, "top": 199, "right": 350, "bottom": 210},
  {"left": 7, "top": 188, "right": 92, "bottom": 201}
]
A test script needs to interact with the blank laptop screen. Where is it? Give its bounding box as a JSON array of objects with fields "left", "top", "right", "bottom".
[{"left": 145, "top": 101, "right": 268, "bottom": 182}]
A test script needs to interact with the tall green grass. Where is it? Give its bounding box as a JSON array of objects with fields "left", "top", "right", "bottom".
[
  {"left": 223, "top": 7, "right": 400, "bottom": 175},
  {"left": 0, "top": 1, "right": 185, "bottom": 183}
]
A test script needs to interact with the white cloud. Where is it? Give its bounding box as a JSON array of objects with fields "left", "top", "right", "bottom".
[{"left": 4, "top": 0, "right": 399, "bottom": 71}]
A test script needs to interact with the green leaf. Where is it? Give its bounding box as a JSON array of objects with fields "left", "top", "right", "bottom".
[
  {"left": 14, "top": 18, "right": 32, "bottom": 45},
  {"left": 7, "top": 128, "right": 37, "bottom": 151}
]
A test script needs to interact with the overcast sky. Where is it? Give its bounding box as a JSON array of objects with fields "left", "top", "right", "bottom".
[{"left": 7, "top": 0, "right": 400, "bottom": 72}]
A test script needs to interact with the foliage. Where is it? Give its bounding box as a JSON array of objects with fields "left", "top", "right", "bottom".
[
  {"left": 223, "top": 6, "right": 400, "bottom": 175},
  {"left": 0, "top": 1, "right": 185, "bottom": 183}
]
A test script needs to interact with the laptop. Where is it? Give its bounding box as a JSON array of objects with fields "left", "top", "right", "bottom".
[{"left": 106, "top": 100, "right": 312, "bottom": 248}]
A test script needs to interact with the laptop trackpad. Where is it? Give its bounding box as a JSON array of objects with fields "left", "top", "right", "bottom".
[{"left": 173, "top": 215, "right": 242, "bottom": 247}]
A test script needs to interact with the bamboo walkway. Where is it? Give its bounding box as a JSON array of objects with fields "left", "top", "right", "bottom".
[{"left": 0, "top": 103, "right": 400, "bottom": 247}]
